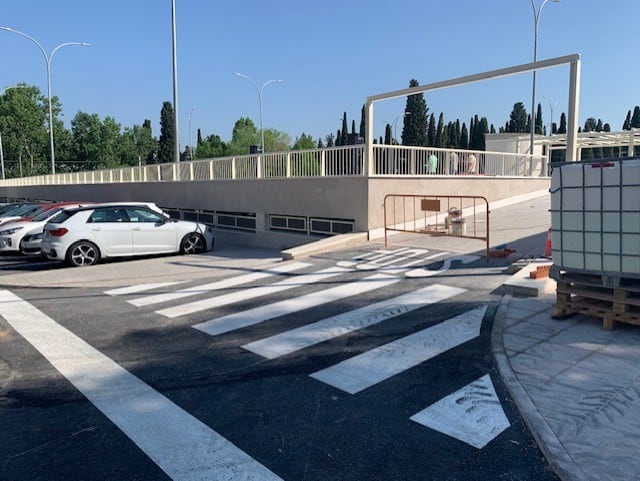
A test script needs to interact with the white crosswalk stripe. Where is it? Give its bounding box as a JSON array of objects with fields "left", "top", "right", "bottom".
[
  {"left": 310, "top": 305, "right": 486, "bottom": 394},
  {"left": 243, "top": 284, "right": 466, "bottom": 360},
  {"left": 128, "top": 261, "right": 311, "bottom": 307},
  {"left": 104, "top": 281, "right": 188, "bottom": 296},
  {"left": 157, "top": 265, "right": 351, "bottom": 318},
  {"left": 194, "top": 272, "right": 398, "bottom": 337},
  {"left": 0, "top": 290, "right": 283, "bottom": 481}
]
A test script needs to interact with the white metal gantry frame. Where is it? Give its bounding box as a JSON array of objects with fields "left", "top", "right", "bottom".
[{"left": 364, "top": 54, "right": 581, "bottom": 175}]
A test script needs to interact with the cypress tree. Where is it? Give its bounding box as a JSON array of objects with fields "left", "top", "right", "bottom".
[
  {"left": 631, "top": 106, "right": 640, "bottom": 128},
  {"left": 427, "top": 113, "right": 436, "bottom": 146},
  {"left": 341, "top": 113, "right": 348, "bottom": 146},
  {"left": 385, "top": 124, "right": 392, "bottom": 145},
  {"left": 557, "top": 113, "right": 567, "bottom": 134},
  {"left": 359, "top": 105, "right": 366, "bottom": 139},
  {"left": 623, "top": 110, "right": 631, "bottom": 130},
  {"left": 401, "top": 79, "right": 428, "bottom": 146},
  {"left": 508, "top": 103, "right": 528, "bottom": 133},
  {"left": 536, "top": 103, "right": 543, "bottom": 134},
  {"left": 460, "top": 123, "right": 469, "bottom": 149},
  {"left": 435, "top": 113, "right": 445, "bottom": 147},
  {"left": 158, "top": 101, "right": 175, "bottom": 164}
]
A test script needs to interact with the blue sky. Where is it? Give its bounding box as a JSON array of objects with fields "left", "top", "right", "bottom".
[{"left": 1, "top": 1, "right": 637, "bottom": 150}]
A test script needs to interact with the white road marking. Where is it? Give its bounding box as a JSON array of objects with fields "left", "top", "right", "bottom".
[
  {"left": 194, "top": 273, "right": 398, "bottom": 337},
  {"left": 405, "top": 254, "right": 480, "bottom": 278},
  {"left": 244, "top": 284, "right": 467, "bottom": 361},
  {"left": 129, "top": 262, "right": 311, "bottom": 307},
  {"left": 157, "top": 266, "right": 350, "bottom": 318},
  {"left": 104, "top": 281, "right": 188, "bottom": 296},
  {"left": 0, "top": 290, "right": 282, "bottom": 481},
  {"left": 410, "top": 373, "right": 510, "bottom": 449},
  {"left": 310, "top": 305, "right": 486, "bottom": 394}
]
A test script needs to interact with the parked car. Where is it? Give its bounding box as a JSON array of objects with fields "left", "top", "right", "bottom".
[
  {"left": 41, "top": 202, "right": 215, "bottom": 266},
  {"left": 0, "top": 203, "right": 44, "bottom": 226},
  {"left": 0, "top": 202, "right": 87, "bottom": 254}
]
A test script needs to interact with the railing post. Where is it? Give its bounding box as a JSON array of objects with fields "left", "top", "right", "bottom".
[
  {"left": 209, "top": 160, "right": 214, "bottom": 180},
  {"left": 286, "top": 152, "right": 291, "bottom": 177},
  {"left": 256, "top": 155, "right": 262, "bottom": 179},
  {"left": 232, "top": 158, "right": 237, "bottom": 179},
  {"left": 189, "top": 162, "right": 194, "bottom": 181},
  {"left": 321, "top": 150, "right": 326, "bottom": 177}
]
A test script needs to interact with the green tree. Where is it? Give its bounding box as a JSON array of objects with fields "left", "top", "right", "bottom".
[
  {"left": 0, "top": 84, "right": 49, "bottom": 176},
  {"left": 292, "top": 133, "right": 316, "bottom": 150},
  {"left": 263, "top": 128, "right": 291, "bottom": 152},
  {"left": 557, "top": 112, "right": 567, "bottom": 134},
  {"left": 385, "top": 124, "right": 392, "bottom": 145},
  {"left": 459, "top": 123, "right": 469, "bottom": 149},
  {"left": 325, "top": 133, "right": 335, "bottom": 147},
  {"left": 583, "top": 117, "right": 597, "bottom": 132},
  {"left": 196, "top": 134, "right": 227, "bottom": 158},
  {"left": 228, "top": 117, "right": 259, "bottom": 154},
  {"left": 435, "top": 113, "right": 445, "bottom": 147},
  {"left": 359, "top": 105, "right": 366, "bottom": 139},
  {"left": 535, "top": 103, "right": 543, "bottom": 134},
  {"left": 401, "top": 79, "right": 428, "bottom": 146},
  {"left": 631, "top": 106, "right": 640, "bottom": 128},
  {"left": 427, "top": 113, "right": 436, "bottom": 146},
  {"left": 340, "top": 112, "right": 348, "bottom": 146},
  {"left": 158, "top": 101, "right": 175, "bottom": 164},
  {"left": 508, "top": 102, "right": 528, "bottom": 133},
  {"left": 623, "top": 110, "right": 632, "bottom": 130}
]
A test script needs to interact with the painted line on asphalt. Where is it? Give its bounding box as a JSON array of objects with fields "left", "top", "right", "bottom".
[
  {"left": 410, "top": 373, "right": 510, "bottom": 449},
  {"left": 310, "top": 304, "right": 485, "bottom": 394},
  {"left": 244, "top": 284, "right": 467, "bottom": 361},
  {"left": 157, "top": 266, "right": 351, "bottom": 319},
  {"left": 0, "top": 290, "right": 282, "bottom": 481},
  {"left": 129, "top": 261, "right": 311, "bottom": 307},
  {"left": 104, "top": 281, "right": 188, "bottom": 296},
  {"left": 194, "top": 273, "right": 398, "bottom": 337}
]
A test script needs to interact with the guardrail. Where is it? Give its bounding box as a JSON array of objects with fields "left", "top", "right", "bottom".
[
  {"left": 383, "top": 193, "right": 490, "bottom": 257},
  {"left": 0, "top": 145, "right": 546, "bottom": 186}
]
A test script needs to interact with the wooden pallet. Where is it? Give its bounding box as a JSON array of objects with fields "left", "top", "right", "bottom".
[{"left": 552, "top": 272, "right": 640, "bottom": 330}]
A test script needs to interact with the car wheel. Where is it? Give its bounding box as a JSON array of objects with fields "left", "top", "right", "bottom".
[
  {"left": 66, "top": 241, "right": 100, "bottom": 267},
  {"left": 180, "top": 233, "right": 205, "bottom": 254}
]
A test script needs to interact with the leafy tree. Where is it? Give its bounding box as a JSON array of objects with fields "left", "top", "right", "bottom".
[
  {"left": 325, "top": 133, "right": 335, "bottom": 147},
  {"left": 292, "top": 132, "right": 316, "bottom": 150},
  {"left": 401, "top": 79, "right": 428, "bottom": 146},
  {"left": 263, "top": 128, "right": 290, "bottom": 152},
  {"left": 0, "top": 84, "right": 49, "bottom": 176},
  {"left": 583, "top": 117, "right": 597, "bottom": 132},
  {"left": 228, "top": 117, "right": 259, "bottom": 154},
  {"left": 158, "top": 101, "right": 175, "bottom": 163},
  {"left": 196, "top": 133, "right": 227, "bottom": 158},
  {"left": 508, "top": 102, "right": 528, "bottom": 133}
]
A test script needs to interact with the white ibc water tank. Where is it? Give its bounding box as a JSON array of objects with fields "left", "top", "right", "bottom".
[{"left": 550, "top": 158, "right": 640, "bottom": 278}]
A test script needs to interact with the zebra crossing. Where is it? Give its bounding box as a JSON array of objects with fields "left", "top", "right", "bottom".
[{"left": 103, "top": 249, "right": 510, "bottom": 450}]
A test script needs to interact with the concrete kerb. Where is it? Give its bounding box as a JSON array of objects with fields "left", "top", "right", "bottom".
[
  {"left": 280, "top": 232, "right": 369, "bottom": 260},
  {"left": 491, "top": 295, "right": 590, "bottom": 481}
]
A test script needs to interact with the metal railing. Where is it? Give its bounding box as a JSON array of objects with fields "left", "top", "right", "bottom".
[
  {"left": 383, "top": 193, "right": 490, "bottom": 257},
  {"left": 0, "top": 145, "right": 546, "bottom": 186}
]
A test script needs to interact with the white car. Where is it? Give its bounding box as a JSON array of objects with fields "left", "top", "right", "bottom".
[
  {"left": 0, "top": 203, "right": 85, "bottom": 254},
  {"left": 41, "top": 202, "right": 215, "bottom": 267}
]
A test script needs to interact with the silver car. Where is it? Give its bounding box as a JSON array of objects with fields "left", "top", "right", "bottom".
[{"left": 41, "top": 202, "right": 215, "bottom": 267}]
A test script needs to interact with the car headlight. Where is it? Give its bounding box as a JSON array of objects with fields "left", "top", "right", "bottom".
[{"left": 0, "top": 227, "right": 23, "bottom": 236}]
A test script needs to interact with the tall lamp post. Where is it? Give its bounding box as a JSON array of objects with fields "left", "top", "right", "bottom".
[
  {"left": 0, "top": 26, "right": 90, "bottom": 175},
  {"left": 188, "top": 108, "right": 195, "bottom": 161},
  {"left": 543, "top": 96, "right": 559, "bottom": 135},
  {"left": 0, "top": 85, "right": 25, "bottom": 180},
  {"left": 233, "top": 72, "right": 283, "bottom": 153},
  {"left": 528, "top": 0, "right": 560, "bottom": 158}
]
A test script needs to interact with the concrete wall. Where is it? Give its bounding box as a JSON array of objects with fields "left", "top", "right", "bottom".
[{"left": 1, "top": 176, "right": 549, "bottom": 249}]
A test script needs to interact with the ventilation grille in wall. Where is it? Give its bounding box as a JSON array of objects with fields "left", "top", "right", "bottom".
[
  {"left": 269, "top": 215, "right": 307, "bottom": 233},
  {"left": 309, "top": 217, "right": 354, "bottom": 235},
  {"left": 216, "top": 211, "right": 256, "bottom": 232}
]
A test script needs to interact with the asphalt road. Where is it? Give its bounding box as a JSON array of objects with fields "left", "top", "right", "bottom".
[{"left": 0, "top": 246, "right": 559, "bottom": 481}]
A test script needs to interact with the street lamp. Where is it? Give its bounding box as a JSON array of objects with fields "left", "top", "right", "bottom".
[
  {"left": 0, "top": 26, "right": 90, "bottom": 175},
  {"left": 392, "top": 111, "right": 410, "bottom": 145},
  {"left": 543, "top": 96, "right": 559, "bottom": 135},
  {"left": 0, "top": 85, "right": 26, "bottom": 180},
  {"left": 528, "top": 0, "right": 560, "bottom": 157},
  {"left": 188, "top": 108, "right": 195, "bottom": 161},
  {"left": 233, "top": 72, "right": 283, "bottom": 153}
]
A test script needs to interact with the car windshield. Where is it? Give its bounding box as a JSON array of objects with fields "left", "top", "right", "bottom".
[
  {"left": 0, "top": 204, "right": 39, "bottom": 217},
  {"left": 31, "top": 207, "right": 64, "bottom": 222}
]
